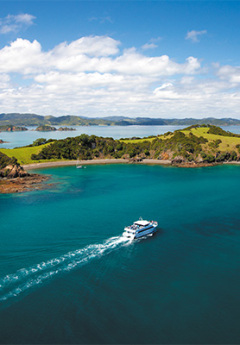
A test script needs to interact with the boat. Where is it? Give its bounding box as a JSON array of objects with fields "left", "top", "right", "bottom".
[
  {"left": 122, "top": 218, "right": 158, "bottom": 239},
  {"left": 76, "top": 165, "right": 82, "bottom": 169}
]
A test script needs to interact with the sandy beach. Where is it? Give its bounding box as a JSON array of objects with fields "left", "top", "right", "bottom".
[{"left": 22, "top": 158, "right": 172, "bottom": 170}]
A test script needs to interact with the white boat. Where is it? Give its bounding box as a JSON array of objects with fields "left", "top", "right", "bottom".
[{"left": 122, "top": 218, "right": 158, "bottom": 239}]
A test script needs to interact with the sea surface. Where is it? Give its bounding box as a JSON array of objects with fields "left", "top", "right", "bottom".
[
  {"left": 1, "top": 163, "right": 240, "bottom": 344},
  {"left": 1, "top": 124, "right": 240, "bottom": 149}
]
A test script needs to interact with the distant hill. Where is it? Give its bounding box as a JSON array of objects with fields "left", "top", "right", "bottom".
[
  {"left": 0, "top": 113, "right": 116, "bottom": 126},
  {"left": 0, "top": 113, "right": 240, "bottom": 127}
]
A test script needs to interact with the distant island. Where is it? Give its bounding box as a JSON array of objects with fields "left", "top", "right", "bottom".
[
  {"left": 36, "top": 125, "right": 57, "bottom": 132},
  {"left": 0, "top": 125, "right": 28, "bottom": 132},
  {"left": 58, "top": 127, "right": 76, "bottom": 131},
  {"left": 1, "top": 124, "right": 240, "bottom": 193},
  {"left": 0, "top": 113, "right": 240, "bottom": 127},
  {"left": 36, "top": 125, "right": 76, "bottom": 131}
]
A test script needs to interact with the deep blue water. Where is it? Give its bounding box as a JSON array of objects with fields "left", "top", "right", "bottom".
[{"left": 1, "top": 164, "right": 240, "bottom": 344}]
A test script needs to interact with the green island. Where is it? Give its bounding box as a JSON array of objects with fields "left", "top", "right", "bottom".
[
  {"left": 1, "top": 124, "right": 240, "bottom": 193},
  {"left": 36, "top": 125, "right": 57, "bottom": 131},
  {"left": 1, "top": 125, "right": 240, "bottom": 166},
  {"left": 35, "top": 125, "right": 76, "bottom": 131}
]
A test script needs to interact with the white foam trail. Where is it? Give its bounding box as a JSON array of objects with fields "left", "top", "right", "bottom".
[{"left": 0, "top": 236, "right": 131, "bottom": 302}]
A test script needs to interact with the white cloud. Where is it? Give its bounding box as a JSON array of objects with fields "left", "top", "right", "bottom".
[
  {"left": 142, "top": 43, "right": 157, "bottom": 50},
  {"left": 0, "top": 35, "right": 239, "bottom": 118},
  {"left": 142, "top": 37, "right": 161, "bottom": 50},
  {"left": 0, "top": 13, "right": 35, "bottom": 34},
  {"left": 186, "top": 30, "right": 207, "bottom": 43},
  {"left": 0, "top": 37, "right": 201, "bottom": 77},
  {"left": 217, "top": 65, "right": 240, "bottom": 84}
]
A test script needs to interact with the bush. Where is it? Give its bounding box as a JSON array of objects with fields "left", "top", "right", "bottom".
[
  {"left": 144, "top": 149, "right": 150, "bottom": 156},
  {"left": 230, "top": 151, "right": 237, "bottom": 161}
]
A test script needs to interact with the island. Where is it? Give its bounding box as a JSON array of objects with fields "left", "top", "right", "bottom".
[
  {"left": 36, "top": 125, "right": 57, "bottom": 131},
  {"left": 1, "top": 125, "right": 240, "bottom": 193},
  {"left": 0, "top": 125, "right": 28, "bottom": 132},
  {"left": 35, "top": 125, "right": 76, "bottom": 132},
  {"left": 58, "top": 127, "right": 76, "bottom": 131},
  {"left": 28, "top": 125, "right": 240, "bottom": 166}
]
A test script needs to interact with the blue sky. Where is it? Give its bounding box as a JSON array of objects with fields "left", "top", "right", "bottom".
[{"left": 0, "top": 1, "right": 240, "bottom": 118}]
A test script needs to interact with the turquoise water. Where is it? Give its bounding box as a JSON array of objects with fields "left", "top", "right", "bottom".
[{"left": 1, "top": 164, "right": 240, "bottom": 343}]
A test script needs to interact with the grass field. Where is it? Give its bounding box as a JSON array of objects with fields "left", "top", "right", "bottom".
[
  {"left": 182, "top": 127, "right": 240, "bottom": 151},
  {"left": 0, "top": 143, "right": 53, "bottom": 165}
]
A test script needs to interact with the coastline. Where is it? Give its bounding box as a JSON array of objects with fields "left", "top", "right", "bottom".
[
  {"left": 22, "top": 158, "right": 240, "bottom": 171},
  {"left": 22, "top": 158, "right": 172, "bottom": 170}
]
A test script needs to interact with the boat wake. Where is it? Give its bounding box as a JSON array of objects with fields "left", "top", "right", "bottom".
[{"left": 0, "top": 236, "right": 131, "bottom": 302}]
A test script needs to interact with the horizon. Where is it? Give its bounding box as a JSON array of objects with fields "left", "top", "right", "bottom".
[
  {"left": 0, "top": 1, "right": 240, "bottom": 118},
  {"left": 1, "top": 112, "right": 240, "bottom": 122}
]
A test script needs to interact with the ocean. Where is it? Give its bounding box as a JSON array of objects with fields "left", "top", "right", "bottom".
[{"left": 1, "top": 163, "right": 240, "bottom": 344}]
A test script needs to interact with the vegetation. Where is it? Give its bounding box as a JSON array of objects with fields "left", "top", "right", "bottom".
[
  {"left": 25, "top": 138, "right": 56, "bottom": 147},
  {"left": 0, "top": 152, "right": 18, "bottom": 169}
]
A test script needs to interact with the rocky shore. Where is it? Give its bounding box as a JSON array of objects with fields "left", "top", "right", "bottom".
[
  {"left": 0, "top": 163, "right": 50, "bottom": 194},
  {"left": 0, "top": 174, "right": 50, "bottom": 194}
]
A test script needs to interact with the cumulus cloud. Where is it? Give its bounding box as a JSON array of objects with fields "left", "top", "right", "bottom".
[
  {"left": 185, "top": 30, "right": 207, "bottom": 43},
  {"left": 0, "top": 37, "right": 201, "bottom": 76},
  {"left": 0, "top": 35, "right": 239, "bottom": 118},
  {"left": 0, "top": 13, "right": 35, "bottom": 34}
]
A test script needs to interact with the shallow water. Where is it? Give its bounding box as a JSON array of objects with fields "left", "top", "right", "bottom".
[{"left": 1, "top": 164, "right": 240, "bottom": 343}]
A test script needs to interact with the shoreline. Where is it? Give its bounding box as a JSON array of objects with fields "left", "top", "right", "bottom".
[
  {"left": 22, "top": 159, "right": 172, "bottom": 170},
  {"left": 22, "top": 159, "right": 240, "bottom": 170}
]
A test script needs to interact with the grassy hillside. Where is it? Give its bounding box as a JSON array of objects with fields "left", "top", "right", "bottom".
[
  {"left": 0, "top": 143, "right": 52, "bottom": 164},
  {"left": 182, "top": 126, "right": 240, "bottom": 152}
]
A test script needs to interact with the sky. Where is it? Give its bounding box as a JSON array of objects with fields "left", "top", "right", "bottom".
[{"left": 0, "top": 0, "right": 240, "bottom": 119}]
